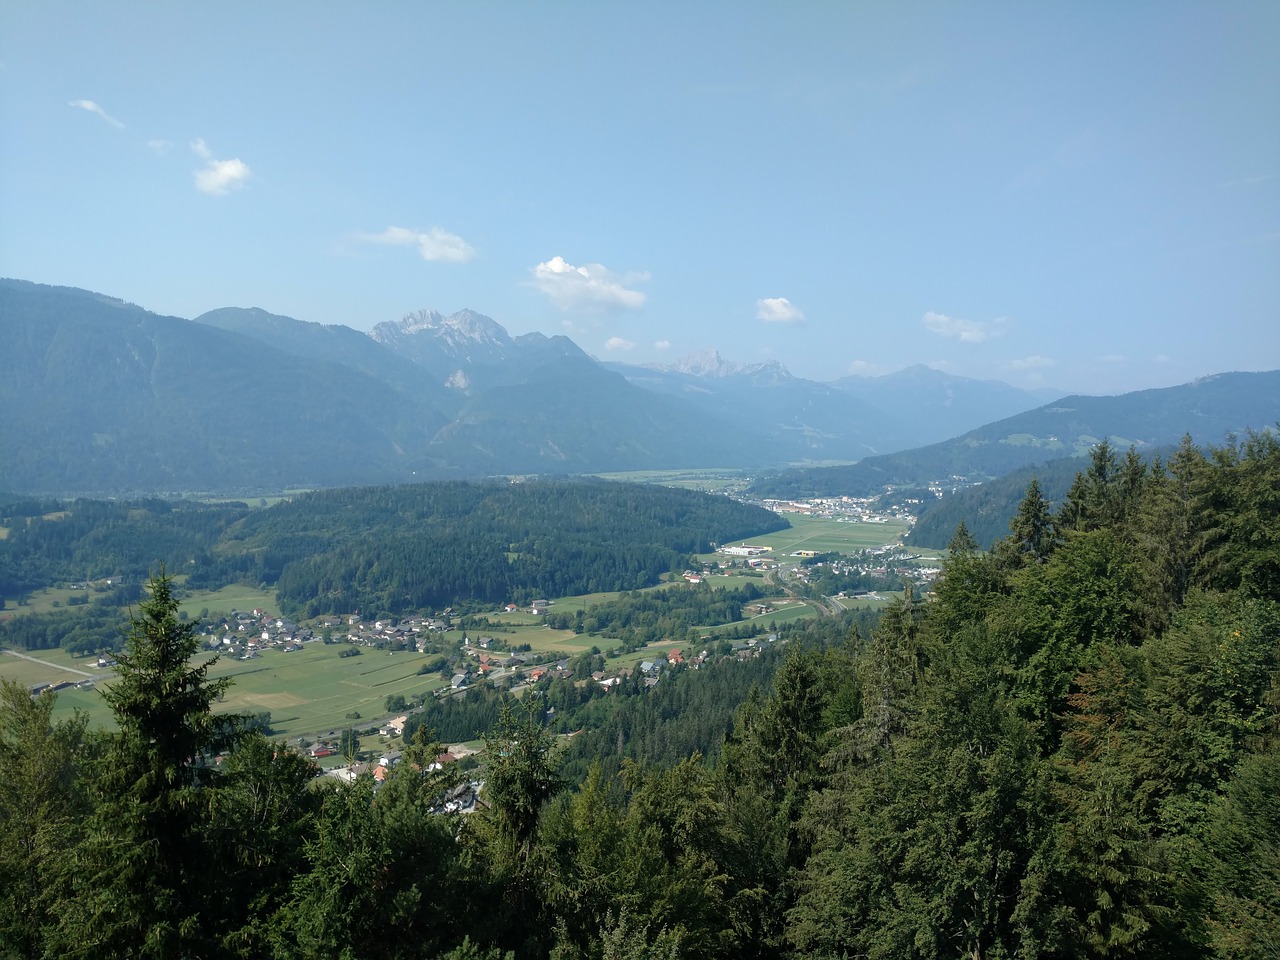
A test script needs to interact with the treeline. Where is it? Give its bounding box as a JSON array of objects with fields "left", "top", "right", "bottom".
[
  {"left": 544, "top": 582, "right": 766, "bottom": 650},
  {"left": 261, "top": 480, "right": 786, "bottom": 617},
  {"left": 0, "top": 497, "right": 249, "bottom": 600},
  {"left": 0, "top": 478, "right": 787, "bottom": 640},
  {"left": 3, "top": 432, "right": 1276, "bottom": 959},
  {"left": 906, "top": 452, "right": 1122, "bottom": 550}
]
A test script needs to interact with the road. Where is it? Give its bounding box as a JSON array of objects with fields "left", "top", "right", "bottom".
[{"left": 1, "top": 647, "right": 103, "bottom": 679}]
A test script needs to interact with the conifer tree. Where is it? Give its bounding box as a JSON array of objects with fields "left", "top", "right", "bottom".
[{"left": 51, "top": 571, "right": 241, "bottom": 959}]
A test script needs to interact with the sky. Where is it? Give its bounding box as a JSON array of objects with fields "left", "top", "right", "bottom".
[{"left": 1, "top": 2, "right": 1277, "bottom": 395}]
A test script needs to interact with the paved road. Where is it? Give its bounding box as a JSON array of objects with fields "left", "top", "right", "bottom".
[{"left": 1, "top": 647, "right": 101, "bottom": 679}]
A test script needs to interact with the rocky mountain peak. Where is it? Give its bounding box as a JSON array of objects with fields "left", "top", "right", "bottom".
[
  {"left": 660, "top": 349, "right": 792, "bottom": 380},
  {"left": 370, "top": 308, "right": 511, "bottom": 349}
]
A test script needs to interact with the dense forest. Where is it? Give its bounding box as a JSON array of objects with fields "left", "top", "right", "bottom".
[
  {"left": 2, "top": 431, "right": 1277, "bottom": 959},
  {"left": 0, "top": 479, "right": 787, "bottom": 642}
]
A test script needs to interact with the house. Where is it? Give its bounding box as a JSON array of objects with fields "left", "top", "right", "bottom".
[
  {"left": 667, "top": 649, "right": 684, "bottom": 665},
  {"left": 380, "top": 715, "right": 409, "bottom": 737}
]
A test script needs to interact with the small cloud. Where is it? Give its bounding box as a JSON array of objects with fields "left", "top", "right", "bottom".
[
  {"left": 1153, "top": 353, "right": 1171, "bottom": 365},
  {"left": 756, "top": 297, "right": 804, "bottom": 324},
  {"left": 360, "top": 225, "right": 476, "bottom": 263},
  {"left": 147, "top": 139, "right": 174, "bottom": 154},
  {"left": 1007, "top": 355, "right": 1054, "bottom": 371},
  {"left": 604, "top": 337, "right": 636, "bottom": 351},
  {"left": 69, "top": 99, "right": 124, "bottom": 129},
  {"left": 654, "top": 340, "right": 671, "bottom": 351},
  {"left": 531, "top": 256, "right": 647, "bottom": 312},
  {"left": 923, "top": 311, "right": 1007, "bottom": 343},
  {"left": 191, "top": 139, "right": 252, "bottom": 195},
  {"left": 1098, "top": 353, "right": 1126, "bottom": 364}
]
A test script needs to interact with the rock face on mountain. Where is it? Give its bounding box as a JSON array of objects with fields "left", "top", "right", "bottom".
[
  {"left": 657, "top": 349, "right": 791, "bottom": 382},
  {"left": 369, "top": 309, "right": 588, "bottom": 391}
]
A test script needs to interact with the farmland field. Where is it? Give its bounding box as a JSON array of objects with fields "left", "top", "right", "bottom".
[
  {"left": 713, "top": 513, "right": 912, "bottom": 557},
  {"left": 6, "top": 642, "right": 451, "bottom": 739},
  {"left": 177, "top": 583, "right": 279, "bottom": 619}
]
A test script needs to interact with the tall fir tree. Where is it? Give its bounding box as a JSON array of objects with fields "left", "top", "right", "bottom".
[{"left": 50, "top": 572, "right": 241, "bottom": 959}]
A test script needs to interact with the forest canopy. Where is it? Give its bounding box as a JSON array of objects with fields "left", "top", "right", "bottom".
[
  {"left": 0, "top": 478, "right": 788, "bottom": 627},
  {"left": 1, "top": 433, "right": 1277, "bottom": 958}
]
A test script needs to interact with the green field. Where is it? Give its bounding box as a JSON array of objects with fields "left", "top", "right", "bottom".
[
  {"left": 177, "top": 583, "right": 279, "bottom": 619},
  {"left": 208, "top": 644, "right": 447, "bottom": 739},
  {"left": 0, "top": 647, "right": 102, "bottom": 690},
  {"left": 1, "top": 581, "right": 281, "bottom": 621},
  {"left": 592, "top": 468, "right": 753, "bottom": 493},
  {"left": 715, "top": 513, "right": 912, "bottom": 557},
  {"left": 4, "top": 642, "right": 451, "bottom": 740},
  {"left": 0, "top": 584, "right": 97, "bottom": 615}
]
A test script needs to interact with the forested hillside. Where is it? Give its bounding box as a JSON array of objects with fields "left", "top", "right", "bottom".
[
  {"left": 0, "top": 479, "right": 787, "bottom": 651},
  {"left": 2, "top": 432, "right": 1276, "bottom": 958},
  {"left": 905, "top": 447, "right": 1123, "bottom": 549}
]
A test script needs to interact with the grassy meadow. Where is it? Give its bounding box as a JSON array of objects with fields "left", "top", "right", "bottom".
[{"left": 714, "top": 513, "right": 912, "bottom": 557}]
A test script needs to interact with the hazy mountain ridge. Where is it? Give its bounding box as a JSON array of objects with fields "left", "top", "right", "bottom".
[
  {"left": 7, "top": 278, "right": 1267, "bottom": 498},
  {"left": 748, "top": 370, "right": 1280, "bottom": 499}
]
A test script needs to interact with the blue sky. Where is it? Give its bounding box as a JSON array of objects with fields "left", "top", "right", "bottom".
[{"left": 2, "top": 2, "right": 1276, "bottom": 395}]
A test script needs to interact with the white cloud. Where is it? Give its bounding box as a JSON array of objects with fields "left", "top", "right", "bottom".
[
  {"left": 654, "top": 340, "right": 671, "bottom": 351},
  {"left": 69, "top": 99, "right": 124, "bottom": 128},
  {"left": 1007, "top": 355, "right": 1054, "bottom": 371},
  {"left": 1098, "top": 353, "right": 1126, "bottom": 364},
  {"left": 1153, "top": 353, "right": 1172, "bottom": 365},
  {"left": 531, "top": 256, "right": 647, "bottom": 312},
  {"left": 756, "top": 297, "right": 804, "bottom": 324},
  {"left": 191, "top": 139, "right": 252, "bottom": 195},
  {"left": 361, "top": 226, "right": 477, "bottom": 263},
  {"left": 147, "top": 139, "right": 174, "bottom": 154},
  {"left": 922, "top": 311, "right": 1006, "bottom": 343},
  {"left": 604, "top": 336, "right": 636, "bottom": 351}
]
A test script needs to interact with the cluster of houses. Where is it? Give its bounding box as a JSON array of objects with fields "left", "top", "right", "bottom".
[
  {"left": 758, "top": 494, "right": 917, "bottom": 524},
  {"left": 317, "top": 740, "right": 484, "bottom": 813},
  {"left": 789, "top": 543, "right": 942, "bottom": 590},
  {"left": 203, "top": 608, "right": 314, "bottom": 659}
]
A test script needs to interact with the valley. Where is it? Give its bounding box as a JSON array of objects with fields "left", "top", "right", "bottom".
[{"left": 0, "top": 501, "right": 915, "bottom": 744}]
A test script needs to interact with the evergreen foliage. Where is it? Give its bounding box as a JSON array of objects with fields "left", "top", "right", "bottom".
[{"left": 3, "top": 433, "right": 1277, "bottom": 959}]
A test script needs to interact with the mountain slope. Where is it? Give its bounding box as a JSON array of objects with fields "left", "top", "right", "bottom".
[
  {"left": 749, "top": 371, "right": 1280, "bottom": 498},
  {"left": 829, "top": 364, "right": 1049, "bottom": 446},
  {"left": 194, "top": 306, "right": 459, "bottom": 413},
  {"left": 605, "top": 354, "right": 910, "bottom": 461},
  {"left": 0, "top": 280, "right": 439, "bottom": 494},
  {"left": 0, "top": 282, "right": 766, "bottom": 494}
]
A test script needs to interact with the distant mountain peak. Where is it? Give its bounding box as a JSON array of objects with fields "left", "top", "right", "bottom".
[
  {"left": 371, "top": 308, "right": 511, "bottom": 348},
  {"left": 653, "top": 349, "right": 792, "bottom": 380}
]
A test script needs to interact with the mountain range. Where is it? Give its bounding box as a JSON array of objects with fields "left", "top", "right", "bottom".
[
  {"left": 747, "top": 370, "right": 1280, "bottom": 499},
  {"left": 3, "top": 278, "right": 1272, "bottom": 497}
]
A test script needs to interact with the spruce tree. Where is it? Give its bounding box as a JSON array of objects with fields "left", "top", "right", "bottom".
[{"left": 52, "top": 571, "right": 241, "bottom": 959}]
